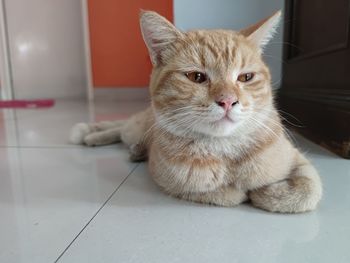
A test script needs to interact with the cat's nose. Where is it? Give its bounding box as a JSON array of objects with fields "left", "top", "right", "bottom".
[{"left": 215, "top": 95, "right": 238, "bottom": 111}]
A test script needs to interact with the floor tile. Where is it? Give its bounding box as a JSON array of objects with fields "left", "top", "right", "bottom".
[
  {"left": 58, "top": 140, "right": 350, "bottom": 263},
  {"left": 0, "top": 100, "right": 148, "bottom": 147},
  {"left": 0, "top": 146, "right": 136, "bottom": 263},
  {"left": 1, "top": 99, "right": 349, "bottom": 263}
]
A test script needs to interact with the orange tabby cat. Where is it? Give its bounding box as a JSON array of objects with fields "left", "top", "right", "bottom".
[{"left": 70, "top": 11, "right": 322, "bottom": 213}]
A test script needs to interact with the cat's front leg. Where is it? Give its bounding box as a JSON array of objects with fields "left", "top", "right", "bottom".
[
  {"left": 249, "top": 153, "right": 322, "bottom": 213},
  {"left": 70, "top": 120, "right": 125, "bottom": 145},
  {"left": 83, "top": 127, "right": 123, "bottom": 146},
  {"left": 180, "top": 185, "right": 248, "bottom": 207}
]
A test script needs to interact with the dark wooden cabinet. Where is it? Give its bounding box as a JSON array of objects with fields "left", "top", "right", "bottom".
[{"left": 278, "top": 0, "right": 350, "bottom": 158}]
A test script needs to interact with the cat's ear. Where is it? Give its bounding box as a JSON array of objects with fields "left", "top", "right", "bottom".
[
  {"left": 140, "top": 10, "right": 182, "bottom": 65},
  {"left": 240, "top": 10, "right": 281, "bottom": 50}
]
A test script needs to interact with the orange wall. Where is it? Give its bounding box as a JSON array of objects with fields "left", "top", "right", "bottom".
[{"left": 88, "top": 0, "right": 173, "bottom": 88}]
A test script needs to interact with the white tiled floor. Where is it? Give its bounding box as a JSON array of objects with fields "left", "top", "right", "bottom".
[{"left": 1, "top": 100, "right": 349, "bottom": 263}]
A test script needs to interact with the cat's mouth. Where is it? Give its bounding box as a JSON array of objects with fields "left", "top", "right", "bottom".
[{"left": 214, "top": 115, "right": 234, "bottom": 124}]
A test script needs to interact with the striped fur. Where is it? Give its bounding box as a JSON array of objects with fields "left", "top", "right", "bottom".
[{"left": 70, "top": 11, "right": 322, "bottom": 213}]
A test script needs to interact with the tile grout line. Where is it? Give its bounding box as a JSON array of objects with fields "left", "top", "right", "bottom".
[
  {"left": 54, "top": 163, "right": 140, "bottom": 263},
  {"left": 0, "top": 145, "right": 120, "bottom": 149}
]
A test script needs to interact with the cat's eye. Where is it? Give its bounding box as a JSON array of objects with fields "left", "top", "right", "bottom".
[
  {"left": 237, "top": 73, "right": 255, "bottom": 82},
  {"left": 185, "top": 72, "right": 208, "bottom": 84}
]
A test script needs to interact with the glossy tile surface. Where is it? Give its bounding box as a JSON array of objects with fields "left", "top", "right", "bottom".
[
  {"left": 0, "top": 146, "right": 136, "bottom": 263},
  {"left": 0, "top": 100, "right": 148, "bottom": 147},
  {"left": 0, "top": 100, "right": 349, "bottom": 263},
  {"left": 58, "top": 145, "right": 350, "bottom": 263}
]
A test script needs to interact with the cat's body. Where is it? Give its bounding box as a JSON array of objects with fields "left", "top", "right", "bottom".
[{"left": 71, "top": 11, "right": 322, "bottom": 213}]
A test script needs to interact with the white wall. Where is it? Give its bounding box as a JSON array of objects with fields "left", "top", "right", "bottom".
[
  {"left": 174, "top": 0, "right": 284, "bottom": 89},
  {"left": 4, "top": 0, "right": 88, "bottom": 99},
  {"left": 0, "top": 0, "right": 13, "bottom": 99}
]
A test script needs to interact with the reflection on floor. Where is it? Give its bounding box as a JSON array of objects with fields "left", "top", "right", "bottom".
[{"left": 0, "top": 100, "right": 349, "bottom": 263}]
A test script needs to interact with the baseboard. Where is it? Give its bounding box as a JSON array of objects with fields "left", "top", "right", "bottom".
[{"left": 93, "top": 87, "right": 150, "bottom": 101}]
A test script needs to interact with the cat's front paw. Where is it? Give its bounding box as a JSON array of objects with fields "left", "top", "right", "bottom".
[{"left": 70, "top": 123, "right": 90, "bottom": 144}]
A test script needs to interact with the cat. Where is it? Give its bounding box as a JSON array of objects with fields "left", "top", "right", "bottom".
[{"left": 70, "top": 10, "right": 322, "bottom": 213}]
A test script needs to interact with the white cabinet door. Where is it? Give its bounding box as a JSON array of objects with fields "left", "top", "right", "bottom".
[{"left": 5, "top": 0, "right": 88, "bottom": 99}]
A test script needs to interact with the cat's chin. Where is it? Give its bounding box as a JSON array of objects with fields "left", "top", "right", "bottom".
[
  {"left": 193, "top": 118, "right": 240, "bottom": 137},
  {"left": 212, "top": 120, "right": 239, "bottom": 137},
  {"left": 156, "top": 113, "right": 241, "bottom": 138}
]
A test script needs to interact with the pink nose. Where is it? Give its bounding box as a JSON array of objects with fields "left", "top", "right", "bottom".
[{"left": 215, "top": 96, "right": 238, "bottom": 111}]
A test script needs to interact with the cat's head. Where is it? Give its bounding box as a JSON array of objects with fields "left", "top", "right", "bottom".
[{"left": 140, "top": 10, "right": 281, "bottom": 138}]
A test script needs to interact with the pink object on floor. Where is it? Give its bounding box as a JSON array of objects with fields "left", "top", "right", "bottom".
[{"left": 0, "top": 99, "right": 55, "bottom": 109}]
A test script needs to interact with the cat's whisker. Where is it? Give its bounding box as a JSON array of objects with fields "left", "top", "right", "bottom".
[
  {"left": 248, "top": 115, "right": 280, "bottom": 140},
  {"left": 276, "top": 109, "right": 304, "bottom": 127},
  {"left": 255, "top": 109, "right": 298, "bottom": 146}
]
